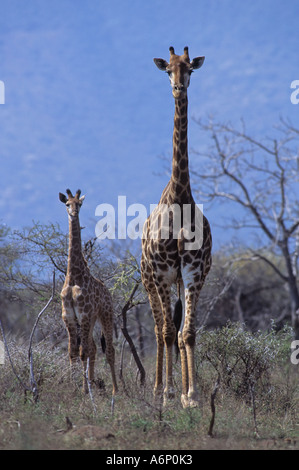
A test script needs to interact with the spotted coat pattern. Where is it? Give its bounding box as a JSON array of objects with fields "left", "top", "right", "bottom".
[
  {"left": 59, "top": 189, "right": 117, "bottom": 395},
  {"left": 141, "top": 48, "right": 212, "bottom": 408}
]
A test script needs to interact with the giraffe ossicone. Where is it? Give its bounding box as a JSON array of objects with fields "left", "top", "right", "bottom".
[{"left": 141, "top": 47, "right": 212, "bottom": 408}]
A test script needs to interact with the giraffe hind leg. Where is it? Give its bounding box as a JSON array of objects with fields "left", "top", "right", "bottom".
[
  {"left": 61, "top": 293, "right": 81, "bottom": 386},
  {"left": 101, "top": 322, "right": 118, "bottom": 396}
]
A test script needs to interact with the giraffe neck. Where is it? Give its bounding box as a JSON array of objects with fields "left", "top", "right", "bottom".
[
  {"left": 170, "top": 96, "right": 192, "bottom": 203},
  {"left": 67, "top": 216, "right": 85, "bottom": 280}
]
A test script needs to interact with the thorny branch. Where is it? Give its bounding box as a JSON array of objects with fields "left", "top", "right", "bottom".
[
  {"left": 192, "top": 118, "right": 299, "bottom": 337},
  {"left": 0, "top": 270, "right": 56, "bottom": 402},
  {"left": 0, "top": 318, "right": 30, "bottom": 394},
  {"left": 208, "top": 374, "right": 221, "bottom": 438},
  {"left": 119, "top": 281, "right": 146, "bottom": 387},
  {"left": 28, "top": 270, "right": 56, "bottom": 402}
]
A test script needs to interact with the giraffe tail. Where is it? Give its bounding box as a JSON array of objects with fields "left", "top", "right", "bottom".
[
  {"left": 100, "top": 332, "right": 106, "bottom": 354},
  {"left": 173, "top": 297, "right": 183, "bottom": 362}
]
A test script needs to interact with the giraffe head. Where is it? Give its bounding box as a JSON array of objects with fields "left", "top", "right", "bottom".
[
  {"left": 154, "top": 46, "right": 204, "bottom": 99},
  {"left": 59, "top": 188, "right": 85, "bottom": 220}
]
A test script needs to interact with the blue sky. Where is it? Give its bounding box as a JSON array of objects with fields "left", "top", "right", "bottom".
[{"left": 0, "top": 0, "right": 298, "bottom": 252}]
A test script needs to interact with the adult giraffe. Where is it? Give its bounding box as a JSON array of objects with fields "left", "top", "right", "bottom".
[{"left": 141, "top": 47, "right": 212, "bottom": 408}]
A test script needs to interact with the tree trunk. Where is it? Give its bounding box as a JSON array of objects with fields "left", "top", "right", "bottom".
[{"left": 281, "top": 241, "right": 299, "bottom": 339}]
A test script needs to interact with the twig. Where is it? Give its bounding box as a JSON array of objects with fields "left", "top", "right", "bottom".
[
  {"left": 197, "top": 269, "right": 237, "bottom": 329},
  {"left": 120, "top": 282, "right": 146, "bottom": 386},
  {"left": 119, "top": 338, "right": 127, "bottom": 389},
  {"left": 0, "top": 318, "right": 30, "bottom": 394},
  {"left": 235, "top": 288, "right": 245, "bottom": 325},
  {"left": 208, "top": 374, "right": 221, "bottom": 437},
  {"left": 111, "top": 395, "right": 115, "bottom": 417},
  {"left": 28, "top": 270, "right": 56, "bottom": 402},
  {"left": 249, "top": 379, "right": 260, "bottom": 438}
]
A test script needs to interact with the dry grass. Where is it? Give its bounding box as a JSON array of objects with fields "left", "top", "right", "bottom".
[{"left": 0, "top": 331, "right": 298, "bottom": 451}]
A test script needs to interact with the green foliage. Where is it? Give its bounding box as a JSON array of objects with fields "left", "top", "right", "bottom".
[
  {"left": 110, "top": 252, "right": 140, "bottom": 295},
  {"left": 110, "top": 251, "right": 146, "bottom": 313},
  {"left": 196, "top": 322, "right": 293, "bottom": 401}
]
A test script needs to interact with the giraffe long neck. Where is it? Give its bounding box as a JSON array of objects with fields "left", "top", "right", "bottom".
[
  {"left": 170, "top": 96, "right": 192, "bottom": 203},
  {"left": 67, "top": 216, "right": 85, "bottom": 280}
]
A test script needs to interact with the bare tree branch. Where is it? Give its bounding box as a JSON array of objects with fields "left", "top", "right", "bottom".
[
  {"left": 120, "top": 281, "right": 146, "bottom": 386},
  {"left": 249, "top": 252, "right": 288, "bottom": 282},
  {"left": 0, "top": 318, "right": 30, "bottom": 394},
  {"left": 193, "top": 118, "right": 299, "bottom": 337},
  {"left": 208, "top": 374, "right": 221, "bottom": 438},
  {"left": 28, "top": 270, "right": 56, "bottom": 402}
]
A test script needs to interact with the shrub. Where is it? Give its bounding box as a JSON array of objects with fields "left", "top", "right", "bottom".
[{"left": 196, "top": 322, "right": 293, "bottom": 403}]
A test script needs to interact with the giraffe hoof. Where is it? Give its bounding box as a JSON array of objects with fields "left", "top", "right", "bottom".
[
  {"left": 188, "top": 398, "right": 200, "bottom": 408},
  {"left": 181, "top": 394, "right": 200, "bottom": 408},
  {"left": 181, "top": 394, "right": 190, "bottom": 408}
]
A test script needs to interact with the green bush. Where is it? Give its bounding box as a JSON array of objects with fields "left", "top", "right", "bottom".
[{"left": 196, "top": 322, "right": 293, "bottom": 402}]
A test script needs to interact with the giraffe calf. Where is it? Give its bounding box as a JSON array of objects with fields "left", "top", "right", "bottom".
[{"left": 59, "top": 189, "right": 118, "bottom": 396}]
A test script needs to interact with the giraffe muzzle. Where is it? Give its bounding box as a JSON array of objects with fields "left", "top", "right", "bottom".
[{"left": 172, "top": 84, "right": 186, "bottom": 99}]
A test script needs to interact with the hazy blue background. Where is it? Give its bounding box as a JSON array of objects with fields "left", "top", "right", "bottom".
[{"left": 0, "top": 0, "right": 298, "bottom": 251}]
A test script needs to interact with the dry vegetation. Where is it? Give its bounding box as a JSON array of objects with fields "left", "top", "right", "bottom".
[
  {"left": 0, "top": 323, "right": 298, "bottom": 451},
  {"left": 1, "top": 119, "right": 299, "bottom": 450}
]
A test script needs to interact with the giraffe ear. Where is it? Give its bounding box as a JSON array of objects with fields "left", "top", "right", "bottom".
[
  {"left": 153, "top": 58, "right": 169, "bottom": 71},
  {"left": 190, "top": 56, "right": 205, "bottom": 70},
  {"left": 79, "top": 195, "right": 85, "bottom": 205},
  {"left": 59, "top": 192, "right": 67, "bottom": 204}
]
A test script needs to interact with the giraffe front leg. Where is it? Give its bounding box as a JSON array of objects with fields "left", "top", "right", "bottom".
[
  {"left": 178, "top": 331, "right": 189, "bottom": 408},
  {"left": 145, "top": 285, "right": 164, "bottom": 401},
  {"left": 154, "top": 323, "right": 164, "bottom": 401},
  {"left": 184, "top": 341, "right": 198, "bottom": 408},
  {"left": 163, "top": 324, "right": 176, "bottom": 405},
  {"left": 62, "top": 310, "right": 80, "bottom": 366},
  {"left": 61, "top": 292, "right": 80, "bottom": 383},
  {"left": 179, "top": 259, "right": 203, "bottom": 408},
  {"left": 182, "top": 290, "right": 200, "bottom": 408},
  {"left": 157, "top": 285, "right": 176, "bottom": 405},
  {"left": 79, "top": 315, "right": 95, "bottom": 394}
]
